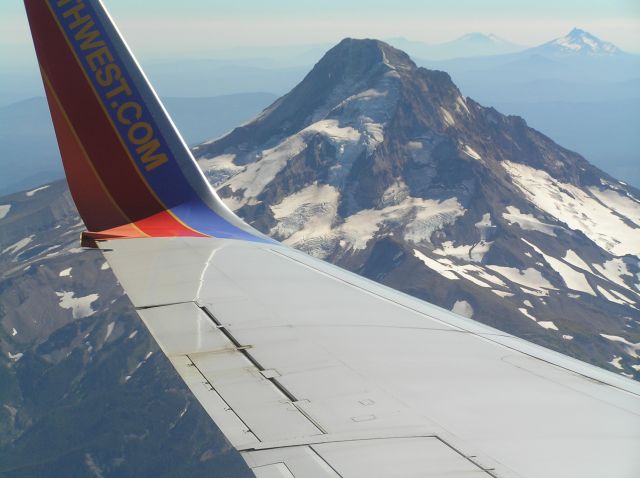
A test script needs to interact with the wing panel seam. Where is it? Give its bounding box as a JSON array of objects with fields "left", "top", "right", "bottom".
[
  {"left": 199, "top": 305, "right": 305, "bottom": 406},
  {"left": 183, "top": 354, "right": 260, "bottom": 440}
]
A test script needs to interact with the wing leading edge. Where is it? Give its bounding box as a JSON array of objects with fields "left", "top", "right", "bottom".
[{"left": 24, "top": 1, "right": 640, "bottom": 477}]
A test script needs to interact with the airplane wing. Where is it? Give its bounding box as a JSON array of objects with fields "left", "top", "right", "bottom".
[{"left": 24, "top": 1, "right": 640, "bottom": 477}]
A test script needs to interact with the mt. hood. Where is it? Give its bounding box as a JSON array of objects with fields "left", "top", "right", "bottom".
[{"left": 195, "top": 38, "right": 640, "bottom": 377}]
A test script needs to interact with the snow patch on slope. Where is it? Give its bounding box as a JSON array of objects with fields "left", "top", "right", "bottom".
[
  {"left": 105, "top": 322, "right": 115, "bottom": 341},
  {"left": 215, "top": 119, "right": 364, "bottom": 203},
  {"left": 452, "top": 300, "right": 473, "bottom": 318},
  {"left": 440, "top": 107, "right": 455, "bottom": 127},
  {"left": 363, "top": 120, "right": 385, "bottom": 147},
  {"left": 519, "top": 307, "right": 537, "bottom": 322},
  {"left": 124, "top": 351, "right": 154, "bottom": 382},
  {"left": 345, "top": 88, "right": 387, "bottom": 103},
  {"left": 610, "top": 289, "right": 636, "bottom": 305},
  {"left": 522, "top": 239, "right": 595, "bottom": 295},
  {"left": 56, "top": 291, "right": 99, "bottom": 319},
  {"left": 462, "top": 145, "right": 482, "bottom": 161},
  {"left": 227, "top": 134, "right": 307, "bottom": 199},
  {"left": 487, "top": 265, "right": 555, "bottom": 294},
  {"left": 518, "top": 307, "right": 558, "bottom": 331},
  {"left": 414, "top": 249, "right": 507, "bottom": 287},
  {"left": 520, "top": 305, "right": 559, "bottom": 330},
  {"left": 7, "top": 352, "right": 23, "bottom": 362},
  {"left": 474, "top": 213, "right": 493, "bottom": 238},
  {"left": 595, "top": 288, "right": 635, "bottom": 306},
  {"left": 563, "top": 249, "right": 592, "bottom": 273},
  {"left": 2, "top": 236, "right": 34, "bottom": 255},
  {"left": 403, "top": 197, "right": 466, "bottom": 243},
  {"left": 456, "top": 96, "right": 471, "bottom": 115},
  {"left": 502, "top": 161, "right": 640, "bottom": 256},
  {"left": 609, "top": 356, "right": 624, "bottom": 370},
  {"left": 272, "top": 185, "right": 466, "bottom": 258},
  {"left": 198, "top": 154, "right": 243, "bottom": 186},
  {"left": 600, "top": 334, "right": 640, "bottom": 358},
  {"left": 307, "top": 119, "right": 362, "bottom": 142},
  {"left": 433, "top": 240, "right": 491, "bottom": 263},
  {"left": 414, "top": 250, "right": 458, "bottom": 280},
  {"left": 271, "top": 183, "right": 340, "bottom": 256},
  {"left": 25, "top": 185, "right": 50, "bottom": 197},
  {"left": 503, "top": 206, "right": 557, "bottom": 236},
  {"left": 343, "top": 196, "right": 465, "bottom": 252},
  {"left": 0, "top": 205, "right": 11, "bottom": 220},
  {"left": 593, "top": 258, "right": 637, "bottom": 294},
  {"left": 591, "top": 187, "right": 640, "bottom": 225}
]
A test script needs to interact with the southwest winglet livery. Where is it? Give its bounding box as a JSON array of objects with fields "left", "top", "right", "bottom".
[
  {"left": 25, "top": 0, "right": 267, "bottom": 244},
  {"left": 24, "top": 1, "right": 640, "bottom": 477}
]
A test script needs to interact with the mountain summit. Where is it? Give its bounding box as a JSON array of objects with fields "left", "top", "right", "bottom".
[
  {"left": 388, "top": 33, "right": 524, "bottom": 60},
  {"left": 453, "top": 32, "right": 517, "bottom": 48},
  {"left": 535, "top": 28, "right": 621, "bottom": 56},
  {"left": 195, "top": 38, "right": 640, "bottom": 377},
  {"left": 203, "top": 38, "right": 415, "bottom": 151}
]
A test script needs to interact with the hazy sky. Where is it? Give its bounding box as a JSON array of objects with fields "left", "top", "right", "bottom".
[{"left": 2, "top": 0, "right": 639, "bottom": 65}]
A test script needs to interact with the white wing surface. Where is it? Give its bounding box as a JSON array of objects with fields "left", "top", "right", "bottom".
[{"left": 102, "top": 237, "right": 640, "bottom": 478}]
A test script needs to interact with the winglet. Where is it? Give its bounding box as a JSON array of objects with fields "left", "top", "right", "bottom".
[{"left": 24, "top": 0, "right": 265, "bottom": 243}]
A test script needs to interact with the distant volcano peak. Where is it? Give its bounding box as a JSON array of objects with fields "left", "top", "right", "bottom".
[
  {"left": 544, "top": 28, "right": 621, "bottom": 55},
  {"left": 457, "top": 32, "right": 508, "bottom": 44}
]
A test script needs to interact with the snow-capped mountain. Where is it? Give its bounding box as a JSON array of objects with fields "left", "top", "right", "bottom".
[
  {"left": 533, "top": 28, "right": 621, "bottom": 57},
  {"left": 195, "top": 38, "right": 640, "bottom": 378},
  {"left": 440, "top": 32, "right": 524, "bottom": 56},
  {"left": 389, "top": 33, "right": 524, "bottom": 60}
]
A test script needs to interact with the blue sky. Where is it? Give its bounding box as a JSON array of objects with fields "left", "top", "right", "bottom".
[{"left": 2, "top": 0, "right": 639, "bottom": 65}]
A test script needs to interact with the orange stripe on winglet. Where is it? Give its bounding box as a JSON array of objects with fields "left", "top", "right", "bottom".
[
  {"left": 81, "top": 224, "right": 145, "bottom": 248},
  {"left": 81, "top": 213, "right": 205, "bottom": 248},
  {"left": 134, "top": 211, "right": 207, "bottom": 238}
]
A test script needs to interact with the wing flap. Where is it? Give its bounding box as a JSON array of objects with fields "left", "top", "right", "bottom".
[
  {"left": 188, "top": 349, "right": 323, "bottom": 442},
  {"left": 243, "top": 438, "right": 494, "bottom": 478},
  {"left": 138, "top": 302, "right": 324, "bottom": 445},
  {"left": 169, "top": 355, "right": 259, "bottom": 449}
]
